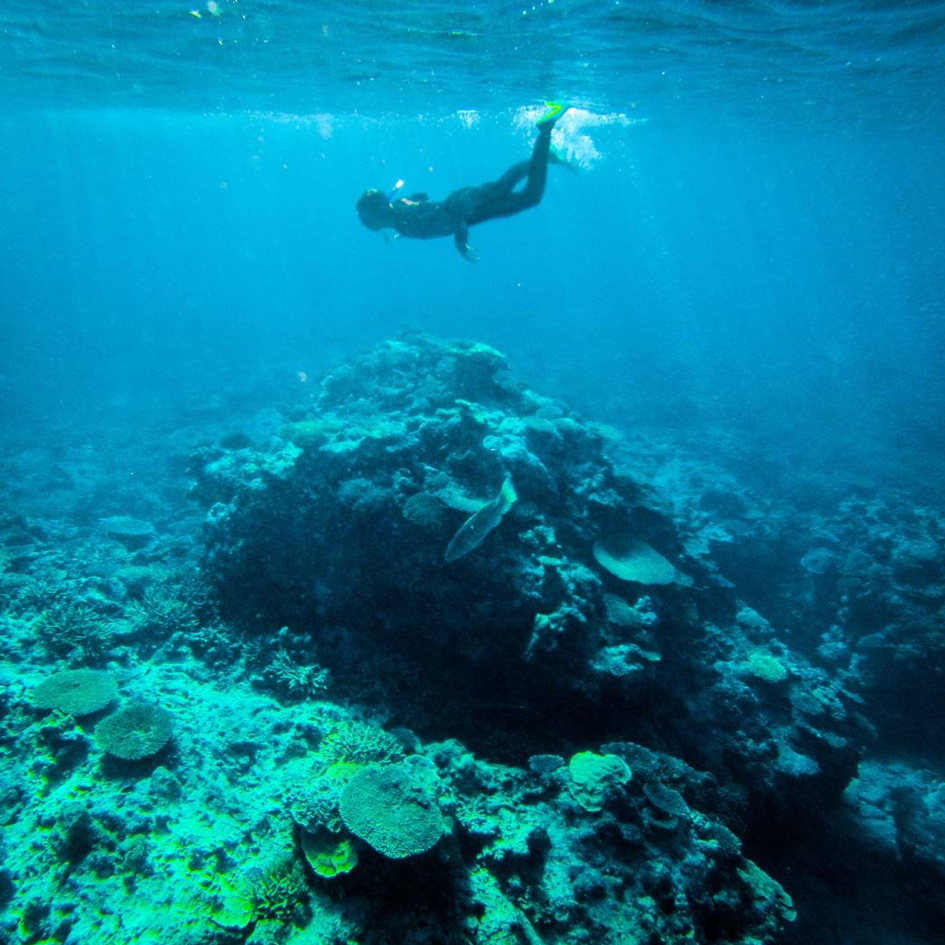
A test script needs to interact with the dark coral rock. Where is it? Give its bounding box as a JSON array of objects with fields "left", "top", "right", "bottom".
[
  {"left": 54, "top": 807, "right": 100, "bottom": 868},
  {"left": 0, "top": 867, "right": 12, "bottom": 907},
  {"left": 199, "top": 335, "right": 699, "bottom": 755},
  {"left": 37, "top": 719, "right": 90, "bottom": 777},
  {"left": 528, "top": 754, "right": 566, "bottom": 777}
]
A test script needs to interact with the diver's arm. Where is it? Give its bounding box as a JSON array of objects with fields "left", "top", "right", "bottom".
[{"left": 454, "top": 225, "right": 479, "bottom": 262}]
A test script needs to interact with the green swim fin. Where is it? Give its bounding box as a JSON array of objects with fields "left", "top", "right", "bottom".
[{"left": 536, "top": 100, "right": 570, "bottom": 128}]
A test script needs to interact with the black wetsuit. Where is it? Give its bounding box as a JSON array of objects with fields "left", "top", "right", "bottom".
[{"left": 389, "top": 122, "right": 555, "bottom": 258}]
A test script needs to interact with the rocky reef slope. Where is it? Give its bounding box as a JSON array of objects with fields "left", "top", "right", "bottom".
[{"left": 1, "top": 333, "right": 942, "bottom": 945}]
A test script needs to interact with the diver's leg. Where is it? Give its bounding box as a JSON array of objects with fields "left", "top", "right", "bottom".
[
  {"left": 517, "top": 124, "right": 554, "bottom": 206},
  {"left": 444, "top": 162, "right": 529, "bottom": 222},
  {"left": 468, "top": 125, "right": 554, "bottom": 224},
  {"left": 491, "top": 160, "right": 531, "bottom": 195}
]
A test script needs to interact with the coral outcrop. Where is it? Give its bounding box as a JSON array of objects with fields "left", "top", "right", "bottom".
[{"left": 197, "top": 333, "right": 862, "bottom": 835}]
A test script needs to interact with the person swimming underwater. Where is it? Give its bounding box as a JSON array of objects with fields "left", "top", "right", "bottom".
[{"left": 356, "top": 102, "right": 571, "bottom": 261}]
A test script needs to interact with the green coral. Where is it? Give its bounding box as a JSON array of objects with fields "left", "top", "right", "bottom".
[
  {"left": 300, "top": 833, "right": 358, "bottom": 879},
  {"left": 31, "top": 669, "right": 118, "bottom": 716},
  {"left": 318, "top": 721, "right": 404, "bottom": 767},
  {"left": 567, "top": 751, "right": 632, "bottom": 812},
  {"left": 339, "top": 762, "right": 443, "bottom": 859},
  {"left": 95, "top": 702, "right": 174, "bottom": 759},
  {"left": 742, "top": 649, "right": 789, "bottom": 684},
  {"left": 738, "top": 858, "right": 797, "bottom": 931}
]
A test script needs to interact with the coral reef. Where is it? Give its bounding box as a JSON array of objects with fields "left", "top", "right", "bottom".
[{"left": 0, "top": 332, "right": 942, "bottom": 944}]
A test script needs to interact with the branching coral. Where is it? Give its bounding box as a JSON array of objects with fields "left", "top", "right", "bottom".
[
  {"left": 317, "top": 721, "right": 404, "bottom": 767},
  {"left": 266, "top": 650, "right": 331, "bottom": 702},
  {"left": 126, "top": 583, "right": 200, "bottom": 642},
  {"left": 16, "top": 575, "right": 68, "bottom": 615},
  {"left": 34, "top": 602, "right": 111, "bottom": 666},
  {"left": 185, "top": 621, "right": 240, "bottom": 667},
  {"left": 248, "top": 858, "right": 309, "bottom": 924}
]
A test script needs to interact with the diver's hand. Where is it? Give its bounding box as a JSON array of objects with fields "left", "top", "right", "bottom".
[{"left": 454, "top": 225, "right": 478, "bottom": 262}]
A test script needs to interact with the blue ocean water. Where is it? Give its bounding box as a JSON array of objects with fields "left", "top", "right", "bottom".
[
  {"left": 2, "top": 3, "right": 945, "bottom": 945},
  {"left": 1, "top": 0, "right": 943, "bottom": 495}
]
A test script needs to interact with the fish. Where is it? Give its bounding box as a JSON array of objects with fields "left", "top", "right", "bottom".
[{"left": 444, "top": 476, "right": 517, "bottom": 563}]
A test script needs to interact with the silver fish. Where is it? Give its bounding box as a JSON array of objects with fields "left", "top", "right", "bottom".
[{"left": 444, "top": 476, "right": 517, "bottom": 563}]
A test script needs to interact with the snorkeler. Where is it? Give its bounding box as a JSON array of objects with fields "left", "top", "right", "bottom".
[{"left": 356, "top": 102, "right": 571, "bottom": 261}]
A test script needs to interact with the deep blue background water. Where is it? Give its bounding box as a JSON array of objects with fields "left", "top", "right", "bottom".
[{"left": 1, "top": 1, "right": 944, "bottom": 499}]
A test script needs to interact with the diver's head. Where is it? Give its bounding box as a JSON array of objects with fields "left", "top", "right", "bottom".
[{"left": 356, "top": 189, "right": 394, "bottom": 231}]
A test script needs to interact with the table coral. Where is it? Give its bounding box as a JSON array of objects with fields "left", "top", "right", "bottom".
[
  {"left": 567, "top": 751, "right": 632, "bottom": 812},
  {"left": 95, "top": 702, "right": 174, "bottom": 760},
  {"left": 30, "top": 668, "right": 118, "bottom": 716},
  {"left": 339, "top": 762, "right": 443, "bottom": 859}
]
